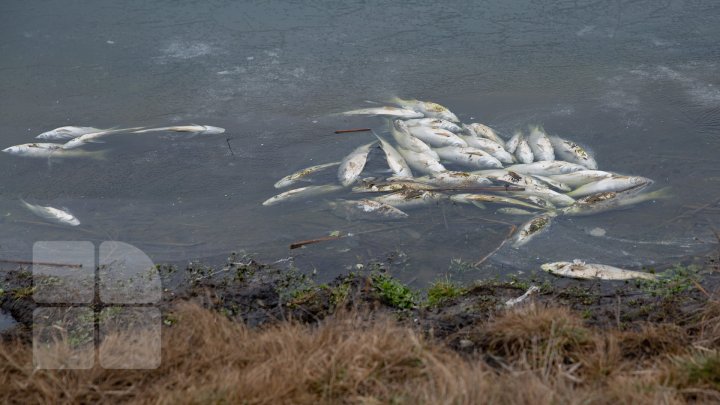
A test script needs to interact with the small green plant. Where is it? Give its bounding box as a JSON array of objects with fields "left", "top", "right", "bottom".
[
  {"left": 330, "top": 282, "right": 351, "bottom": 307},
  {"left": 638, "top": 265, "right": 701, "bottom": 298},
  {"left": 371, "top": 273, "right": 416, "bottom": 310},
  {"left": 668, "top": 351, "right": 720, "bottom": 390},
  {"left": 12, "top": 286, "right": 36, "bottom": 299},
  {"left": 426, "top": 278, "right": 465, "bottom": 307}
]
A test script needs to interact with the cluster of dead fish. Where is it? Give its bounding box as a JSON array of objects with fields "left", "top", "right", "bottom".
[
  {"left": 3, "top": 124, "right": 225, "bottom": 226},
  {"left": 265, "top": 98, "right": 670, "bottom": 280}
]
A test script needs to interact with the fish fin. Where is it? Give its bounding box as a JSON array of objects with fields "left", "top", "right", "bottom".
[
  {"left": 471, "top": 202, "right": 486, "bottom": 209},
  {"left": 88, "top": 150, "right": 110, "bottom": 161},
  {"left": 645, "top": 187, "right": 673, "bottom": 200}
]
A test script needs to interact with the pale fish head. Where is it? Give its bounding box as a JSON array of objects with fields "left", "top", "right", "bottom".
[
  {"left": 2, "top": 146, "right": 19, "bottom": 154},
  {"left": 66, "top": 217, "right": 81, "bottom": 226},
  {"left": 201, "top": 125, "right": 225, "bottom": 134},
  {"left": 541, "top": 262, "right": 569, "bottom": 273}
]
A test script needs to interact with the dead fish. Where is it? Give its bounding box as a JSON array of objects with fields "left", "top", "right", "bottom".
[
  {"left": 21, "top": 199, "right": 80, "bottom": 226},
  {"left": 527, "top": 125, "right": 554, "bottom": 161},
  {"left": 460, "top": 135, "right": 514, "bottom": 164},
  {"left": 391, "top": 120, "right": 439, "bottom": 159},
  {"left": 547, "top": 170, "right": 614, "bottom": 188},
  {"left": 132, "top": 125, "right": 225, "bottom": 135},
  {"left": 515, "top": 136, "right": 534, "bottom": 164},
  {"left": 510, "top": 185, "right": 576, "bottom": 207},
  {"left": 507, "top": 161, "right": 586, "bottom": 176},
  {"left": 329, "top": 199, "right": 409, "bottom": 220},
  {"left": 505, "top": 131, "right": 522, "bottom": 154},
  {"left": 541, "top": 260, "right": 657, "bottom": 280},
  {"left": 560, "top": 186, "right": 670, "bottom": 216},
  {"left": 549, "top": 136, "right": 597, "bottom": 169},
  {"left": 450, "top": 194, "right": 542, "bottom": 210},
  {"left": 511, "top": 213, "right": 555, "bottom": 248},
  {"left": 262, "top": 184, "right": 344, "bottom": 206},
  {"left": 375, "top": 133, "right": 413, "bottom": 179},
  {"left": 338, "top": 141, "right": 377, "bottom": 186},
  {"left": 505, "top": 285, "right": 540, "bottom": 308},
  {"left": 496, "top": 207, "right": 535, "bottom": 216},
  {"left": 352, "top": 179, "right": 434, "bottom": 193},
  {"left": 566, "top": 176, "right": 652, "bottom": 198},
  {"left": 2, "top": 143, "right": 107, "bottom": 160},
  {"left": 530, "top": 174, "right": 572, "bottom": 192},
  {"left": 415, "top": 171, "right": 492, "bottom": 188},
  {"left": 434, "top": 146, "right": 503, "bottom": 170},
  {"left": 466, "top": 123, "right": 506, "bottom": 148},
  {"left": 36, "top": 126, "right": 105, "bottom": 140},
  {"left": 407, "top": 125, "right": 467, "bottom": 147},
  {"left": 373, "top": 190, "right": 446, "bottom": 209},
  {"left": 274, "top": 161, "right": 341, "bottom": 188},
  {"left": 62, "top": 127, "right": 146, "bottom": 149},
  {"left": 390, "top": 97, "right": 459, "bottom": 122},
  {"left": 404, "top": 118, "right": 462, "bottom": 133},
  {"left": 397, "top": 147, "right": 447, "bottom": 175},
  {"left": 340, "top": 106, "right": 424, "bottom": 119}
]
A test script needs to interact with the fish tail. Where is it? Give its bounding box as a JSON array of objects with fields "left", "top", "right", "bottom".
[
  {"left": 645, "top": 187, "right": 672, "bottom": 200},
  {"left": 88, "top": 149, "right": 110, "bottom": 161}
]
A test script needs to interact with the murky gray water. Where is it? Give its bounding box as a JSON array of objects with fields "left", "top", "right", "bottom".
[{"left": 1, "top": 1, "right": 719, "bottom": 286}]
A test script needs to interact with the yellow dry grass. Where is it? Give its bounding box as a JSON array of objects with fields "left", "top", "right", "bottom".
[{"left": 1, "top": 300, "right": 718, "bottom": 404}]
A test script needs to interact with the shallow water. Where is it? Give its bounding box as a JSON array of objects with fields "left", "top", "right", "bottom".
[{"left": 1, "top": 1, "right": 719, "bottom": 287}]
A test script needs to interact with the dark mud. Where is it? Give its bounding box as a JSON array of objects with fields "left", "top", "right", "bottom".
[{"left": 2, "top": 251, "right": 719, "bottom": 348}]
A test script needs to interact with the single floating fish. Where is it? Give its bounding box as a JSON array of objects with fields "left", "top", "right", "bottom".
[
  {"left": 132, "top": 125, "right": 225, "bottom": 135},
  {"left": 515, "top": 136, "right": 534, "bottom": 164},
  {"left": 466, "top": 123, "right": 506, "bottom": 148},
  {"left": 373, "top": 190, "right": 446, "bottom": 209},
  {"left": 541, "top": 260, "right": 657, "bottom": 280},
  {"left": 341, "top": 106, "right": 423, "bottom": 119},
  {"left": 375, "top": 133, "right": 413, "bottom": 179},
  {"left": 274, "top": 161, "right": 341, "bottom": 189},
  {"left": 507, "top": 161, "right": 586, "bottom": 176},
  {"left": 434, "top": 146, "right": 503, "bottom": 170},
  {"left": 560, "top": 186, "right": 670, "bottom": 216},
  {"left": 391, "top": 120, "right": 439, "bottom": 159},
  {"left": 416, "top": 171, "right": 492, "bottom": 188},
  {"left": 547, "top": 170, "right": 614, "bottom": 188},
  {"left": 404, "top": 118, "right": 462, "bottom": 133},
  {"left": 2, "top": 143, "right": 107, "bottom": 160},
  {"left": 505, "top": 131, "right": 521, "bottom": 154},
  {"left": 62, "top": 127, "right": 146, "bottom": 149},
  {"left": 460, "top": 134, "right": 514, "bottom": 165},
  {"left": 511, "top": 213, "right": 555, "bottom": 248},
  {"left": 36, "top": 126, "right": 105, "bottom": 140},
  {"left": 329, "top": 199, "right": 409, "bottom": 220},
  {"left": 390, "top": 97, "right": 459, "bottom": 122},
  {"left": 566, "top": 176, "right": 652, "bottom": 198},
  {"left": 397, "top": 147, "right": 447, "bottom": 175},
  {"left": 450, "top": 193, "right": 542, "bottom": 210},
  {"left": 527, "top": 125, "right": 554, "bottom": 162},
  {"left": 21, "top": 199, "right": 80, "bottom": 226},
  {"left": 262, "top": 184, "right": 344, "bottom": 206},
  {"left": 352, "top": 179, "right": 434, "bottom": 193},
  {"left": 337, "top": 141, "right": 377, "bottom": 186},
  {"left": 549, "top": 136, "right": 597, "bottom": 170}
]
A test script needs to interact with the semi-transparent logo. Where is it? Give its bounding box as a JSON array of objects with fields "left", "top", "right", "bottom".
[{"left": 32, "top": 241, "right": 161, "bottom": 369}]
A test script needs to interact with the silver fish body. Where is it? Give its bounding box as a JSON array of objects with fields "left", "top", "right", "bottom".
[
  {"left": 391, "top": 97, "right": 459, "bottom": 122},
  {"left": 404, "top": 118, "right": 462, "bottom": 133},
  {"left": 329, "top": 199, "right": 409, "bottom": 220},
  {"left": 467, "top": 123, "right": 505, "bottom": 148},
  {"left": 505, "top": 131, "right": 521, "bottom": 154},
  {"left": 460, "top": 135, "right": 514, "bottom": 164},
  {"left": 515, "top": 137, "right": 534, "bottom": 164},
  {"left": 391, "top": 120, "right": 439, "bottom": 159},
  {"left": 510, "top": 185, "right": 576, "bottom": 207},
  {"left": 416, "top": 171, "right": 492, "bottom": 188},
  {"left": 560, "top": 186, "right": 669, "bottom": 216},
  {"left": 434, "top": 146, "right": 503, "bottom": 170},
  {"left": 132, "top": 125, "right": 225, "bottom": 135},
  {"left": 21, "top": 200, "right": 80, "bottom": 226},
  {"left": 36, "top": 126, "right": 104, "bottom": 140},
  {"left": 274, "top": 161, "right": 341, "bottom": 188},
  {"left": 527, "top": 126, "right": 555, "bottom": 161},
  {"left": 450, "top": 193, "right": 542, "bottom": 210},
  {"left": 496, "top": 207, "right": 535, "bottom": 216},
  {"left": 375, "top": 134, "right": 413, "bottom": 179},
  {"left": 340, "top": 106, "right": 424, "bottom": 119},
  {"left": 397, "top": 148, "right": 446, "bottom": 175},
  {"left": 530, "top": 174, "right": 572, "bottom": 192},
  {"left": 373, "top": 190, "right": 446, "bottom": 209},
  {"left": 541, "top": 260, "right": 657, "bottom": 280},
  {"left": 547, "top": 170, "right": 614, "bottom": 188},
  {"left": 407, "top": 126, "right": 467, "bottom": 147},
  {"left": 548, "top": 136, "right": 597, "bottom": 170},
  {"left": 337, "top": 141, "right": 377, "bottom": 186},
  {"left": 511, "top": 213, "right": 555, "bottom": 248},
  {"left": 262, "top": 184, "right": 344, "bottom": 206},
  {"left": 506, "top": 161, "right": 586, "bottom": 176},
  {"left": 2, "top": 143, "right": 106, "bottom": 160},
  {"left": 62, "top": 127, "right": 146, "bottom": 149},
  {"left": 566, "top": 176, "right": 652, "bottom": 198}
]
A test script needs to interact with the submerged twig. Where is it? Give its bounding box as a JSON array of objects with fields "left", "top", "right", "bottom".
[
  {"left": 226, "top": 137, "right": 235, "bottom": 157},
  {"left": 473, "top": 223, "right": 517, "bottom": 267},
  {"left": 334, "top": 128, "right": 371, "bottom": 134},
  {"left": 289, "top": 223, "right": 413, "bottom": 250},
  {"left": 0, "top": 259, "right": 82, "bottom": 268}
]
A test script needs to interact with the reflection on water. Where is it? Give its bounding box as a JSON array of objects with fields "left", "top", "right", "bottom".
[{"left": 0, "top": 1, "right": 719, "bottom": 285}]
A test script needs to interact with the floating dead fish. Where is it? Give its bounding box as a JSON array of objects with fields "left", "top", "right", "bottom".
[
  {"left": 505, "top": 131, "right": 521, "bottom": 154},
  {"left": 2, "top": 143, "right": 107, "bottom": 160},
  {"left": 373, "top": 190, "right": 446, "bottom": 209},
  {"left": 514, "top": 136, "right": 534, "bottom": 164},
  {"left": 274, "top": 161, "right": 341, "bottom": 188},
  {"left": 21, "top": 199, "right": 80, "bottom": 226},
  {"left": 340, "top": 106, "right": 424, "bottom": 119},
  {"left": 496, "top": 207, "right": 535, "bottom": 216},
  {"left": 530, "top": 174, "right": 572, "bottom": 192},
  {"left": 407, "top": 125, "right": 467, "bottom": 148},
  {"left": 329, "top": 199, "right": 409, "bottom": 220},
  {"left": 397, "top": 147, "right": 446, "bottom": 175},
  {"left": 541, "top": 260, "right": 657, "bottom": 280},
  {"left": 511, "top": 213, "right": 555, "bottom": 248},
  {"left": 404, "top": 118, "right": 462, "bottom": 133},
  {"left": 352, "top": 179, "right": 435, "bottom": 193},
  {"left": 375, "top": 133, "right": 413, "bottom": 179},
  {"left": 466, "top": 123, "right": 505, "bottom": 148},
  {"left": 434, "top": 146, "right": 503, "bottom": 170},
  {"left": 62, "top": 127, "right": 146, "bottom": 149},
  {"left": 262, "top": 184, "right": 344, "bottom": 206},
  {"left": 450, "top": 194, "right": 542, "bottom": 210},
  {"left": 527, "top": 125, "right": 554, "bottom": 162},
  {"left": 36, "top": 126, "right": 106, "bottom": 140},
  {"left": 566, "top": 176, "right": 652, "bottom": 198},
  {"left": 337, "top": 141, "right": 377, "bottom": 186},
  {"left": 390, "top": 120, "right": 439, "bottom": 159},
  {"left": 132, "top": 125, "right": 225, "bottom": 135},
  {"left": 415, "top": 171, "right": 493, "bottom": 188},
  {"left": 390, "top": 97, "right": 459, "bottom": 122},
  {"left": 546, "top": 170, "right": 614, "bottom": 188},
  {"left": 504, "top": 285, "right": 540, "bottom": 308},
  {"left": 560, "top": 186, "right": 670, "bottom": 216},
  {"left": 549, "top": 136, "right": 597, "bottom": 170},
  {"left": 460, "top": 135, "right": 515, "bottom": 165},
  {"left": 507, "top": 161, "right": 586, "bottom": 176}
]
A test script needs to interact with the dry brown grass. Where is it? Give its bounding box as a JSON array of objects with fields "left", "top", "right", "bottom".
[{"left": 1, "top": 301, "right": 719, "bottom": 404}]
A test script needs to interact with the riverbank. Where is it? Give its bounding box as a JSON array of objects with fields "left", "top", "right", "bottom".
[{"left": 1, "top": 253, "right": 718, "bottom": 403}]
